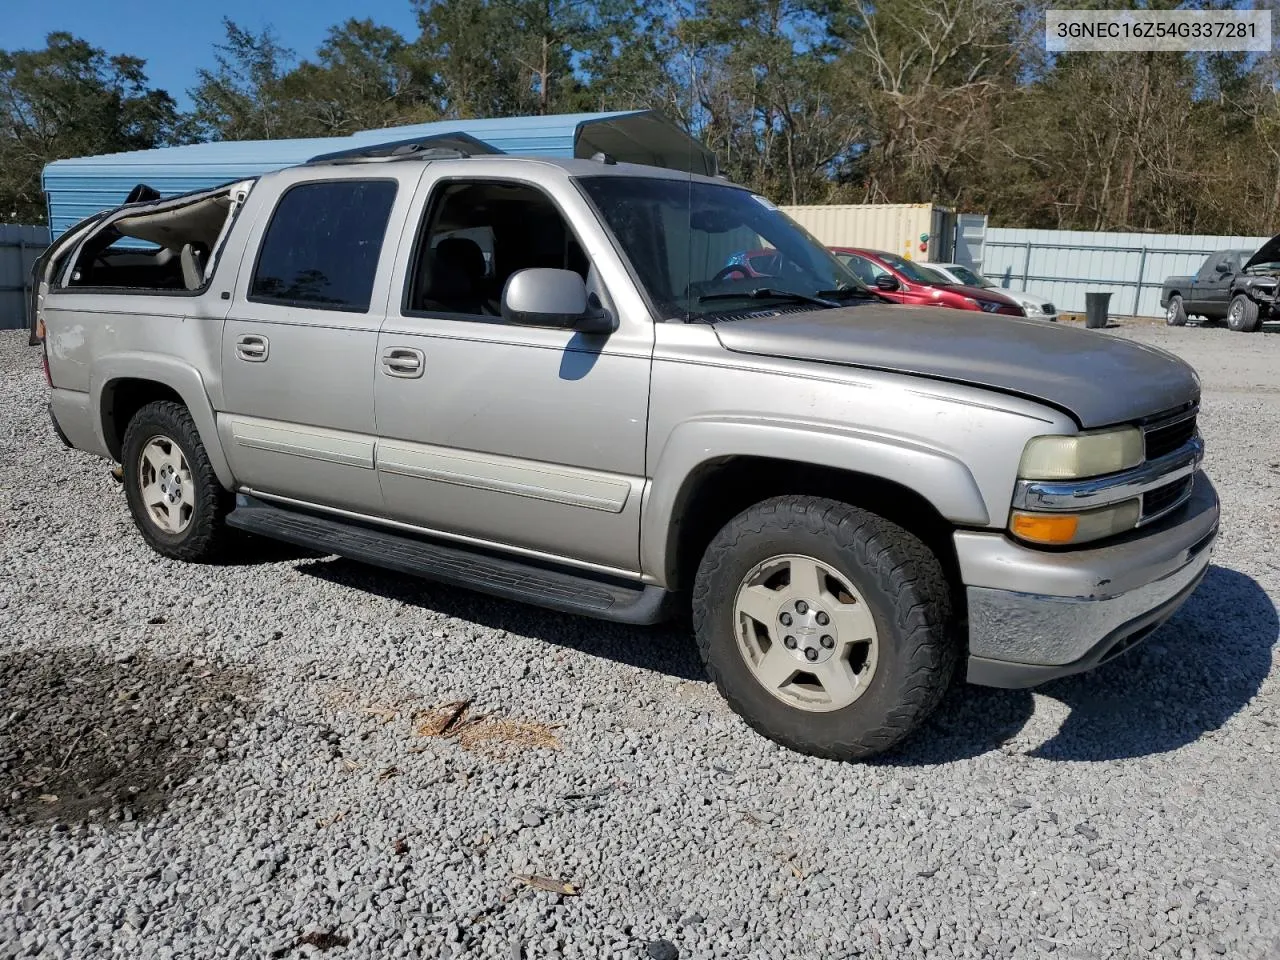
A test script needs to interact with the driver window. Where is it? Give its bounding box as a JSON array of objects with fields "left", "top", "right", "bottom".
[
  {"left": 839, "top": 254, "right": 885, "bottom": 286},
  {"left": 659, "top": 205, "right": 764, "bottom": 299},
  {"left": 405, "top": 180, "right": 591, "bottom": 319},
  {"left": 1197, "top": 256, "right": 1225, "bottom": 282}
]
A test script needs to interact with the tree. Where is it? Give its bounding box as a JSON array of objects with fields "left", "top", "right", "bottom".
[
  {"left": 0, "top": 33, "right": 184, "bottom": 223},
  {"left": 675, "top": 0, "right": 860, "bottom": 203},
  {"left": 826, "top": 0, "right": 1026, "bottom": 204},
  {"left": 188, "top": 20, "right": 302, "bottom": 140},
  {"left": 280, "top": 19, "right": 439, "bottom": 134},
  {"left": 413, "top": 0, "right": 534, "bottom": 117}
]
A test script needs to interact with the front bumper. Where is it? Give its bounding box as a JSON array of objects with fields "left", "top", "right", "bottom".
[{"left": 957, "top": 473, "right": 1219, "bottom": 688}]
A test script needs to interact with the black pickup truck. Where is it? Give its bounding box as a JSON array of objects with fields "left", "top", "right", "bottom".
[{"left": 1160, "top": 235, "right": 1280, "bottom": 332}]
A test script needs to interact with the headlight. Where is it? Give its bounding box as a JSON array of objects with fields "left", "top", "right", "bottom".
[
  {"left": 1010, "top": 499, "right": 1141, "bottom": 546},
  {"left": 1023, "top": 302, "right": 1041, "bottom": 315},
  {"left": 979, "top": 300, "right": 1002, "bottom": 313},
  {"left": 1018, "top": 427, "right": 1143, "bottom": 480}
]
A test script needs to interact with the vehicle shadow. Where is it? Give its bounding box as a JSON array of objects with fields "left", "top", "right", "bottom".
[
  {"left": 884, "top": 564, "right": 1277, "bottom": 765},
  {"left": 207, "top": 535, "right": 325, "bottom": 567},
  {"left": 298, "top": 557, "right": 1275, "bottom": 763},
  {"left": 298, "top": 557, "right": 706, "bottom": 682}
]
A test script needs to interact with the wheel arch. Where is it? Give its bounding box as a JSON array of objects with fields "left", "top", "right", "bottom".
[
  {"left": 91, "top": 354, "right": 234, "bottom": 489},
  {"left": 1227, "top": 291, "right": 1263, "bottom": 332},
  {"left": 642, "top": 421, "right": 989, "bottom": 597}
]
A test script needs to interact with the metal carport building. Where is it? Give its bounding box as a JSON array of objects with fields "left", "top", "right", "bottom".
[{"left": 41, "top": 111, "right": 717, "bottom": 238}]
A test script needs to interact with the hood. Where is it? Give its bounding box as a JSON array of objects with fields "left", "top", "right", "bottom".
[
  {"left": 1000, "top": 289, "right": 1056, "bottom": 314},
  {"left": 712, "top": 303, "right": 1199, "bottom": 428},
  {"left": 939, "top": 282, "right": 1016, "bottom": 305},
  {"left": 1001, "top": 289, "right": 1038, "bottom": 308},
  {"left": 1244, "top": 234, "right": 1280, "bottom": 272}
]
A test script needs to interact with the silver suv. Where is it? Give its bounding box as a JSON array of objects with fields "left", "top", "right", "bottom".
[{"left": 36, "top": 145, "right": 1219, "bottom": 760}]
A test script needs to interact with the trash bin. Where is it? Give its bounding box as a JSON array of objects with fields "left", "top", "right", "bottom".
[{"left": 1085, "top": 291, "right": 1111, "bottom": 329}]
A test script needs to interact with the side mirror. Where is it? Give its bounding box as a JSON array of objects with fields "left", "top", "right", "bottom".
[
  {"left": 1215, "top": 262, "right": 1231, "bottom": 274},
  {"left": 875, "top": 274, "right": 901, "bottom": 291},
  {"left": 501, "top": 268, "right": 615, "bottom": 334}
]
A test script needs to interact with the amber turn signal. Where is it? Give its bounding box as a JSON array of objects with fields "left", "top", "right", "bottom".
[{"left": 1010, "top": 511, "right": 1080, "bottom": 545}]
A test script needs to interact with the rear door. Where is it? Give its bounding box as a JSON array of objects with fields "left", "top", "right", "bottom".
[{"left": 217, "top": 166, "right": 421, "bottom": 514}]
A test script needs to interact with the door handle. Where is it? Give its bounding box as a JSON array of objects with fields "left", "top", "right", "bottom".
[
  {"left": 235, "top": 334, "right": 269, "bottom": 362},
  {"left": 381, "top": 347, "right": 424, "bottom": 379}
]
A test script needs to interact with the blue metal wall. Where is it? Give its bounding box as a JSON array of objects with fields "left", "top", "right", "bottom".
[
  {"left": 0, "top": 224, "right": 49, "bottom": 331},
  {"left": 42, "top": 111, "right": 716, "bottom": 238}
]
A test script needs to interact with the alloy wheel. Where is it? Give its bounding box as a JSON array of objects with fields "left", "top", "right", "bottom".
[
  {"left": 137, "top": 435, "right": 195, "bottom": 535},
  {"left": 732, "top": 554, "right": 879, "bottom": 713}
]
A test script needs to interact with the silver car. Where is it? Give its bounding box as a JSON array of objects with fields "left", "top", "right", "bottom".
[
  {"left": 930, "top": 262, "right": 1059, "bottom": 320},
  {"left": 36, "top": 145, "right": 1217, "bottom": 760}
]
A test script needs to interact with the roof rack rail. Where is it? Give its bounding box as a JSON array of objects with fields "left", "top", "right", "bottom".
[{"left": 306, "top": 132, "right": 505, "bottom": 165}]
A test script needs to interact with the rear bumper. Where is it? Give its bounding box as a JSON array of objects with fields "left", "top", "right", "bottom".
[
  {"left": 956, "top": 473, "right": 1219, "bottom": 688},
  {"left": 48, "top": 387, "right": 107, "bottom": 457}
]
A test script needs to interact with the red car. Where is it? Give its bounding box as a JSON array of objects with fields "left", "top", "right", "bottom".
[{"left": 829, "top": 247, "right": 1025, "bottom": 316}]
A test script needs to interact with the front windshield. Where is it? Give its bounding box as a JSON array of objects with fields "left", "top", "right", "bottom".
[
  {"left": 875, "top": 251, "right": 950, "bottom": 286},
  {"left": 578, "top": 176, "right": 865, "bottom": 319},
  {"left": 943, "top": 264, "right": 990, "bottom": 287}
]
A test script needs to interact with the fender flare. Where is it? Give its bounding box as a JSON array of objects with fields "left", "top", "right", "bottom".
[
  {"left": 640, "top": 417, "right": 990, "bottom": 585},
  {"left": 90, "top": 352, "right": 234, "bottom": 489}
]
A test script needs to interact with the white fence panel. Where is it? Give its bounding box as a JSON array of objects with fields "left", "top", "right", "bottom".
[{"left": 984, "top": 227, "right": 1272, "bottom": 317}]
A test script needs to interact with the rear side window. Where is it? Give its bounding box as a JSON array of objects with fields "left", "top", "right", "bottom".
[{"left": 250, "top": 180, "right": 397, "bottom": 312}]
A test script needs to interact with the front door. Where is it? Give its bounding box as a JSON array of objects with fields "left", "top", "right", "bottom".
[
  {"left": 1191, "top": 252, "right": 1236, "bottom": 318},
  {"left": 218, "top": 169, "right": 420, "bottom": 514},
  {"left": 837, "top": 252, "right": 911, "bottom": 305},
  {"left": 372, "top": 168, "right": 653, "bottom": 574}
]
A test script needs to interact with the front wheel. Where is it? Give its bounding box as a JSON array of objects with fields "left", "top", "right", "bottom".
[
  {"left": 1165, "top": 295, "right": 1187, "bottom": 326},
  {"left": 1227, "top": 294, "right": 1262, "bottom": 332},
  {"left": 692, "top": 496, "right": 956, "bottom": 761},
  {"left": 121, "top": 401, "right": 232, "bottom": 561}
]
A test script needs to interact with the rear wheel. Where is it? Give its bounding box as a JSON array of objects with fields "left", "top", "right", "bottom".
[
  {"left": 691, "top": 496, "right": 956, "bottom": 761},
  {"left": 1165, "top": 295, "right": 1187, "bottom": 326},
  {"left": 1227, "top": 294, "right": 1262, "bottom": 332},
  {"left": 121, "top": 401, "right": 232, "bottom": 561}
]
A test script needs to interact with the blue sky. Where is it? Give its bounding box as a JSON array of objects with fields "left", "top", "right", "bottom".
[{"left": 6, "top": 1, "right": 422, "bottom": 108}]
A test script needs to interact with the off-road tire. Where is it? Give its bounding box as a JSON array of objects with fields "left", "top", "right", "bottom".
[
  {"left": 121, "top": 401, "right": 232, "bottom": 562},
  {"left": 692, "top": 496, "right": 956, "bottom": 761},
  {"left": 1165, "top": 295, "right": 1187, "bottom": 326},
  {"left": 1227, "top": 294, "right": 1262, "bottom": 332}
]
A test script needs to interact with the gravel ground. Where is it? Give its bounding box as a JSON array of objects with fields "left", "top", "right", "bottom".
[{"left": 2, "top": 322, "right": 1278, "bottom": 960}]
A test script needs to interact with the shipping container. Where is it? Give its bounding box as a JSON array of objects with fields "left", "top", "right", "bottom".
[{"left": 779, "top": 203, "right": 955, "bottom": 263}]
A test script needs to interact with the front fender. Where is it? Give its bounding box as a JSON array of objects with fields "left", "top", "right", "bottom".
[
  {"left": 90, "top": 352, "right": 234, "bottom": 489},
  {"left": 640, "top": 417, "right": 989, "bottom": 584}
]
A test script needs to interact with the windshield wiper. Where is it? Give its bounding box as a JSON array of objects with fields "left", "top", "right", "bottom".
[
  {"left": 814, "top": 286, "right": 876, "bottom": 301},
  {"left": 696, "top": 287, "right": 838, "bottom": 308}
]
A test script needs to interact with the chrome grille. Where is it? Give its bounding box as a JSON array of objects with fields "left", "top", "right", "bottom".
[
  {"left": 1042, "top": 303, "right": 1055, "bottom": 314},
  {"left": 1143, "top": 407, "right": 1198, "bottom": 460},
  {"left": 1142, "top": 475, "right": 1193, "bottom": 521}
]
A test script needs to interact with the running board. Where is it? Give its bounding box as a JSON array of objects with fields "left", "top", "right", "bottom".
[{"left": 225, "top": 496, "right": 672, "bottom": 625}]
